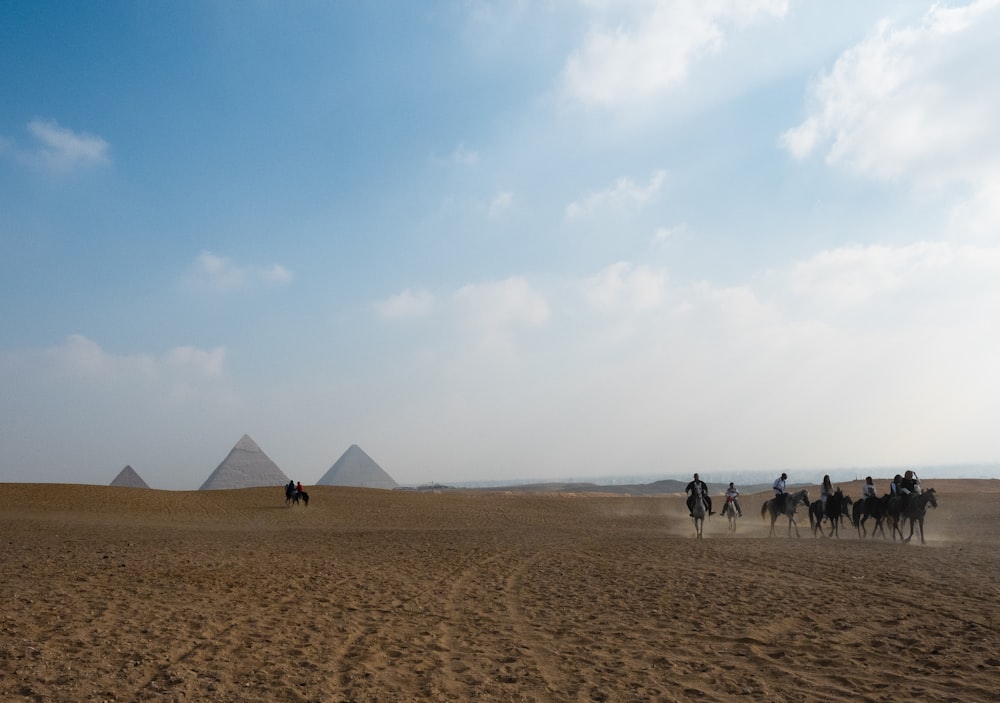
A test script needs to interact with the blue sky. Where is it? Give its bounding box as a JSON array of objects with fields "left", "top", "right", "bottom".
[{"left": 3, "top": 1, "right": 1000, "bottom": 489}]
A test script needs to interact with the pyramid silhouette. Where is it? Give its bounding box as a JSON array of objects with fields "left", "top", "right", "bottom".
[
  {"left": 110, "top": 465, "right": 150, "bottom": 488},
  {"left": 199, "top": 434, "right": 290, "bottom": 490},
  {"left": 317, "top": 444, "right": 398, "bottom": 489}
]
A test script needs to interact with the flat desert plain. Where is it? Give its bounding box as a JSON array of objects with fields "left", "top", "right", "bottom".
[{"left": 2, "top": 479, "right": 999, "bottom": 702}]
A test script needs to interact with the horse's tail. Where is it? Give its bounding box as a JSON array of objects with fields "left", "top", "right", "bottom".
[
  {"left": 302, "top": 491, "right": 309, "bottom": 507},
  {"left": 761, "top": 500, "right": 769, "bottom": 520}
]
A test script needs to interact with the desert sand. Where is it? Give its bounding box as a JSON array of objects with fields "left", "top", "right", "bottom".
[{"left": 2, "top": 479, "right": 999, "bottom": 702}]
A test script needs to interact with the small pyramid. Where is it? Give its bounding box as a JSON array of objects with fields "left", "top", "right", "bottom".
[
  {"left": 317, "top": 444, "right": 398, "bottom": 489},
  {"left": 110, "top": 465, "right": 150, "bottom": 488},
  {"left": 199, "top": 434, "right": 289, "bottom": 490}
]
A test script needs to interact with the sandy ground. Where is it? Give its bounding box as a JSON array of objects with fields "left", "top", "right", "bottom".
[{"left": 2, "top": 479, "right": 999, "bottom": 702}]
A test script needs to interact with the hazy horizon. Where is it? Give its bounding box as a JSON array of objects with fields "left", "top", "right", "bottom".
[{"left": 9, "top": 461, "right": 999, "bottom": 492}]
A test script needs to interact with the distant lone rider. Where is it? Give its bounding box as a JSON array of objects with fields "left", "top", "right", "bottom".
[{"left": 685, "top": 473, "right": 714, "bottom": 517}]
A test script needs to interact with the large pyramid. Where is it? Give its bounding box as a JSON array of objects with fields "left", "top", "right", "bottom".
[
  {"left": 199, "top": 434, "right": 290, "bottom": 490},
  {"left": 110, "top": 465, "right": 150, "bottom": 488},
  {"left": 317, "top": 444, "right": 398, "bottom": 489}
]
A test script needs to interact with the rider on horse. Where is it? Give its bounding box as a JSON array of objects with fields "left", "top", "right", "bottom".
[
  {"left": 772, "top": 472, "right": 788, "bottom": 510},
  {"left": 723, "top": 482, "right": 743, "bottom": 517},
  {"left": 862, "top": 476, "right": 877, "bottom": 500},
  {"left": 685, "top": 473, "right": 714, "bottom": 517},
  {"left": 899, "top": 470, "right": 919, "bottom": 509}
]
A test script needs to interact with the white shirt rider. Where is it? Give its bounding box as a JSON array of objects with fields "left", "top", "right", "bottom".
[
  {"left": 862, "top": 480, "right": 877, "bottom": 499},
  {"left": 773, "top": 474, "right": 787, "bottom": 496}
]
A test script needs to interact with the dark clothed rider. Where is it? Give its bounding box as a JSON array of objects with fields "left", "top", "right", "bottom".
[
  {"left": 685, "top": 473, "right": 714, "bottom": 516},
  {"left": 900, "top": 470, "right": 918, "bottom": 509},
  {"left": 890, "top": 474, "right": 902, "bottom": 497}
]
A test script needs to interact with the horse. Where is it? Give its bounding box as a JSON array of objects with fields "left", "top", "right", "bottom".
[
  {"left": 809, "top": 489, "right": 852, "bottom": 538},
  {"left": 690, "top": 490, "right": 706, "bottom": 539},
  {"left": 824, "top": 489, "right": 851, "bottom": 538},
  {"left": 285, "top": 486, "right": 309, "bottom": 507},
  {"left": 808, "top": 500, "right": 824, "bottom": 536},
  {"left": 852, "top": 495, "right": 888, "bottom": 539},
  {"left": 761, "top": 489, "right": 810, "bottom": 537},
  {"left": 722, "top": 496, "right": 740, "bottom": 533},
  {"left": 887, "top": 489, "right": 937, "bottom": 544}
]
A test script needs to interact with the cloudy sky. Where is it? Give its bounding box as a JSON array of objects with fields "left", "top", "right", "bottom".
[{"left": 2, "top": 1, "right": 999, "bottom": 489}]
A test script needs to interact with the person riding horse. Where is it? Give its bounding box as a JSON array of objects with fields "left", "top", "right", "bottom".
[
  {"left": 862, "top": 476, "right": 877, "bottom": 500},
  {"left": 723, "top": 482, "right": 743, "bottom": 517},
  {"left": 896, "top": 470, "right": 920, "bottom": 511},
  {"left": 685, "top": 473, "right": 714, "bottom": 517},
  {"left": 772, "top": 472, "right": 788, "bottom": 511}
]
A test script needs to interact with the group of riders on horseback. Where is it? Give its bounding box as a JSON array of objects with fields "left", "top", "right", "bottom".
[
  {"left": 685, "top": 473, "right": 743, "bottom": 518},
  {"left": 285, "top": 480, "right": 308, "bottom": 506},
  {"left": 686, "top": 469, "right": 935, "bottom": 541}
]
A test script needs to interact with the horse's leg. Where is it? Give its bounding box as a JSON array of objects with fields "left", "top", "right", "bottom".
[{"left": 893, "top": 517, "right": 905, "bottom": 542}]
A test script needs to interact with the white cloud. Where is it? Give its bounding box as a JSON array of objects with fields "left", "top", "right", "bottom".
[
  {"left": 783, "top": 241, "right": 1000, "bottom": 318},
  {"left": 387, "top": 242, "right": 1000, "bottom": 471},
  {"left": 41, "top": 334, "right": 225, "bottom": 381},
  {"left": 22, "top": 119, "right": 111, "bottom": 172},
  {"left": 949, "top": 179, "right": 1000, "bottom": 240},
  {"left": 488, "top": 190, "right": 514, "bottom": 217},
  {"left": 450, "top": 142, "right": 480, "bottom": 166},
  {"left": 584, "top": 261, "right": 667, "bottom": 314},
  {"left": 561, "top": 0, "right": 789, "bottom": 107},
  {"left": 374, "top": 288, "right": 435, "bottom": 320},
  {"left": 454, "top": 276, "right": 549, "bottom": 330},
  {"left": 780, "top": 0, "right": 1000, "bottom": 226},
  {"left": 377, "top": 277, "right": 549, "bottom": 358},
  {"left": 565, "top": 169, "right": 666, "bottom": 220},
  {"left": 651, "top": 223, "right": 689, "bottom": 247},
  {"left": 186, "top": 251, "right": 293, "bottom": 293}
]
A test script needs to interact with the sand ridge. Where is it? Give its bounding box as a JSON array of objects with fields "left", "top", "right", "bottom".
[{"left": 2, "top": 480, "right": 999, "bottom": 701}]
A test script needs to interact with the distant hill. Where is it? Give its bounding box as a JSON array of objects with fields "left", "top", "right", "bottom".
[{"left": 465, "top": 479, "right": 778, "bottom": 496}]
